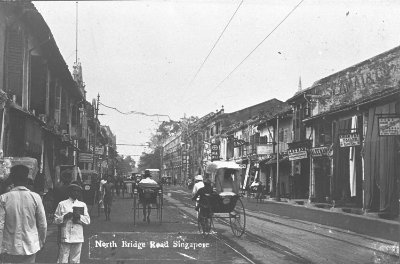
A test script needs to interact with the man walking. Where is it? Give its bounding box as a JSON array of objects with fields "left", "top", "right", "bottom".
[
  {"left": 0, "top": 165, "right": 47, "bottom": 263},
  {"left": 102, "top": 176, "right": 114, "bottom": 221},
  {"left": 54, "top": 182, "right": 90, "bottom": 263}
]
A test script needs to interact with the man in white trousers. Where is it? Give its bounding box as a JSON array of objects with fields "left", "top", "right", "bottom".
[{"left": 54, "top": 182, "right": 90, "bottom": 263}]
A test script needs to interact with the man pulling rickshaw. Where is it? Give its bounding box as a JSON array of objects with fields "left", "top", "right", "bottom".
[{"left": 192, "top": 161, "right": 246, "bottom": 237}]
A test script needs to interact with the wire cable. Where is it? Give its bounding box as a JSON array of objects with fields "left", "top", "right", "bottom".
[
  {"left": 211, "top": 0, "right": 305, "bottom": 95},
  {"left": 99, "top": 102, "right": 171, "bottom": 121},
  {"left": 181, "top": 0, "right": 244, "bottom": 101}
]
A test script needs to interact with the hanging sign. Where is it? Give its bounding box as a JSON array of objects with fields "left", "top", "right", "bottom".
[
  {"left": 233, "top": 138, "right": 248, "bottom": 148},
  {"left": 288, "top": 147, "right": 308, "bottom": 161},
  {"left": 95, "top": 147, "right": 104, "bottom": 155},
  {"left": 79, "top": 153, "right": 93, "bottom": 163},
  {"left": 256, "top": 144, "right": 274, "bottom": 155},
  {"left": 378, "top": 117, "right": 400, "bottom": 136},
  {"left": 182, "top": 151, "right": 188, "bottom": 165},
  {"left": 310, "top": 146, "right": 333, "bottom": 157},
  {"left": 210, "top": 143, "right": 220, "bottom": 161},
  {"left": 339, "top": 133, "right": 360, "bottom": 147}
]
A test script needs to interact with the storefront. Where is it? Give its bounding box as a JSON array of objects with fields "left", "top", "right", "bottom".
[
  {"left": 364, "top": 101, "right": 399, "bottom": 217},
  {"left": 288, "top": 144, "right": 310, "bottom": 199},
  {"left": 310, "top": 145, "right": 333, "bottom": 203}
]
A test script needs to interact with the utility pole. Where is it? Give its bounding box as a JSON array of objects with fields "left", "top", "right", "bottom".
[
  {"left": 92, "top": 93, "right": 100, "bottom": 173},
  {"left": 275, "top": 115, "right": 281, "bottom": 201}
]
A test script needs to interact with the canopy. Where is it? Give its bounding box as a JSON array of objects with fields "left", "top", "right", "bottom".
[{"left": 206, "top": 161, "right": 242, "bottom": 174}]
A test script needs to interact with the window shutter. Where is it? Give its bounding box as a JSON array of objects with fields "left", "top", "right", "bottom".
[{"left": 5, "top": 26, "right": 24, "bottom": 105}]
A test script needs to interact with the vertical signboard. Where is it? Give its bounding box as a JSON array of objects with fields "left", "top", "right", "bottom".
[{"left": 210, "top": 143, "right": 220, "bottom": 162}]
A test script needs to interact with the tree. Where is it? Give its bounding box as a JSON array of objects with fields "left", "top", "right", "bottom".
[
  {"left": 116, "top": 155, "right": 136, "bottom": 176},
  {"left": 137, "top": 147, "right": 161, "bottom": 172},
  {"left": 138, "top": 116, "right": 198, "bottom": 171}
]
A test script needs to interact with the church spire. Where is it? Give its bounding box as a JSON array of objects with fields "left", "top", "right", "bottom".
[{"left": 298, "top": 76, "right": 302, "bottom": 92}]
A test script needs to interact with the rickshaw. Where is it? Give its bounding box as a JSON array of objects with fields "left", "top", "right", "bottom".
[
  {"left": 197, "top": 161, "right": 246, "bottom": 237},
  {"left": 132, "top": 169, "right": 163, "bottom": 225}
]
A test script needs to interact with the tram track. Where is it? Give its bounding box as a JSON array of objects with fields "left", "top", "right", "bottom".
[
  {"left": 169, "top": 196, "right": 313, "bottom": 264},
  {"left": 166, "top": 191, "right": 399, "bottom": 262}
]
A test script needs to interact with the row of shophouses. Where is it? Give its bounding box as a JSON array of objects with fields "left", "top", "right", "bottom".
[
  {"left": 0, "top": 2, "right": 117, "bottom": 194},
  {"left": 163, "top": 45, "right": 400, "bottom": 218}
]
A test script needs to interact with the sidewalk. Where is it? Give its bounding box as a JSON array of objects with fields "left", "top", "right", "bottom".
[{"left": 242, "top": 195, "right": 399, "bottom": 242}]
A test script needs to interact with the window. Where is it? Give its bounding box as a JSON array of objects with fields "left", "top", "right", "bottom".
[
  {"left": 216, "top": 122, "right": 221, "bottom": 134},
  {"left": 30, "top": 55, "right": 47, "bottom": 116},
  {"left": 5, "top": 26, "right": 24, "bottom": 106}
]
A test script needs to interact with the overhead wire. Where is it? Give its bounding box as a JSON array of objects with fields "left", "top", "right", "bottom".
[
  {"left": 187, "top": 0, "right": 305, "bottom": 112},
  {"left": 180, "top": 0, "right": 244, "bottom": 103},
  {"left": 211, "top": 0, "right": 305, "bottom": 93},
  {"left": 99, "top": 102, "right": 171, "bottom": 121}
]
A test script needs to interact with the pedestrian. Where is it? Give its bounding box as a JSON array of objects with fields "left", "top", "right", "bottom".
[
  {"left": 120, "top": 177, "right": 126, "bottom": 198},
  {"left": 115, "top": 176, "right": 121, "bottom": 197},
  {"left": 0, "top": 165, "right": 47, "bottom": 263},
  {"left": 255, "top": 180, "right": 263, "bottom": 203},
  {"left": 192, "top": 175, "right": 204, "bottom": 216},
  {"left": 54, "top": 182, "right": 90, "bottom": 263},
  {"left": 101, "top": 176, "right": 114, "bottom": 221},
  {"left": 138, "top": 171, "right": 158, "bottom": 223}
]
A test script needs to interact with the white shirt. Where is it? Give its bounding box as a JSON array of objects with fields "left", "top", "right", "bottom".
[
  {"left": 0, "top": 186, "right": 47, "bottom": 255},
  {"left": 192, "top": 181, "right": 205, "bottom": 196},
  {"left": 99, "top": 179, "right": 107, "bottom": 191},
  {"left": 139, "top": 178, "right": 157, "bottom": 185},
  {"left": 54, "top": 198, "right": 90, "bottom": 243}
]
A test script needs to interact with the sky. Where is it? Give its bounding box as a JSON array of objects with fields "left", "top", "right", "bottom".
[{"left": 33, "top": 0, "right": 400, "bottom": 159}]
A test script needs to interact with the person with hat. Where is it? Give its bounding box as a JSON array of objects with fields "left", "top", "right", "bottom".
[
  {"left": 101, "top": 176, "right": 114, "bottom": 221},
  {"left": 191, "top": 175, "right": 204, "bottom": 215},
  {"left": 54, "top": 181, "right": 90, "bottom": 263},
  {"left": 0, "top": 164, "right": 47, "bottom": 263},
  {"left": 192, "top": 175, "right": 204, "bottom": 196},
  {"left": 138, "top": 171, "right": 158, "bottom": 223}
]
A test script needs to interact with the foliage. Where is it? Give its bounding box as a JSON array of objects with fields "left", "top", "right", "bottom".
[
  {"left": 116, "top": 155, "right": 135, "bottom": 176},
  {"left": 138, "top": 116, "right": 198, "bottom": 170},
  {"left": 137, "top": 146, "right": 162, "bottom": 172}
]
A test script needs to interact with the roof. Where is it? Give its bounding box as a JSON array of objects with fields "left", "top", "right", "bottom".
[
  {"left": 287, "top": 44, "right": 400, "bottom": 103},
  {"left": 16, "top": 2, "right": 83, "bottom": 98}
]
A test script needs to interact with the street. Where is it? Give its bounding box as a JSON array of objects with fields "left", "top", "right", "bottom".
[{"left": 37, "top": 185, "right": 399, "bottom": 264}]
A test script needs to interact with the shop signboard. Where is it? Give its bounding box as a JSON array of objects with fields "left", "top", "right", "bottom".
[
  {"left": 339, "top": 133, "right": 360, "bottom": 147},
  {"left": 79, "top": 153, "right": 93, "bottom": 163},
  {"left": 378, "top": 117, "right": 400, "bottom": 136},
  {"left": 310, "top": 146, "right": 333, "bottom": 157},
  {"left": 95, "top": 147, "right": 104, "bottom": 155},
  {"left": 210, "top": 143, "right": 220, "bottom": 161},
  {"left": 182, "top": 151, "right": 188, "bottom": 165},
  {"left": 256, "top": 144, "right": 274, "bottom": 155},
  {"left": 233, "top": 138, "right": 248, "bottom": 148},
  {"left": 288, "top": 148, "right": 308, "bottom": 161}
]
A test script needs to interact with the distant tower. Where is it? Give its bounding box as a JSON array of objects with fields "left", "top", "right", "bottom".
[{"left": 298, "top": 76, "right": 302, "bottom": 92}]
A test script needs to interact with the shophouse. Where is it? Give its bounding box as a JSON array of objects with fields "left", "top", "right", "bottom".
[
  {"left": 256, "top": 106, "right": 293, "bottom": 198},
  {"left": 288, "top": 45, "right": 400, "bottom": 217},
  {"left": 162, "top": 132, "right": 182, "bottom": 185},
  {"left": 0, "top": 2, "right": 107, "bottom": 195}
]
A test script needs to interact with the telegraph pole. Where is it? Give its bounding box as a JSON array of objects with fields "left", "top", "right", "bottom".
[
  {"left": 92, "top": 93, "right": 100, "bottom": 173},
  {"left": 275, "top": 115, "right": 281, "bottom": 201}
]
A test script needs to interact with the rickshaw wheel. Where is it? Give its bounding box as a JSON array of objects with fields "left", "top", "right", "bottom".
[
  {"left": 229, "top": 197, "right": 246, "bottom": 237},
  {"left": 197, "top": 207, "right": 212, "bottom": 237}
]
